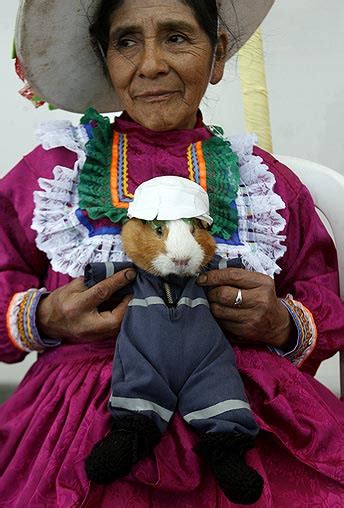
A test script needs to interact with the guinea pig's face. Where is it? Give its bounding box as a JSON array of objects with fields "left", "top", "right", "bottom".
[{"left": 121, "top": 218, "right": 216, "bottom": 277}]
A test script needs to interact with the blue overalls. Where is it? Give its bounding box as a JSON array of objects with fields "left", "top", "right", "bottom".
[{"left": 85, "top": 257, "right": 259, "bottom": 437}]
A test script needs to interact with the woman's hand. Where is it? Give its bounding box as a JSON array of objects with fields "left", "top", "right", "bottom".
[
  {"left": 197, "top": 268, "right": 294, "bottom": 349},
  {"left": 36, "top": 269, "right": 136, "bottom": 344}
]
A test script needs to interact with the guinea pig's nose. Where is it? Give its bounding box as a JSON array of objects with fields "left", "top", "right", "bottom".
[{"left": 172, "top": 257, "right": 191, "bottom": 266}]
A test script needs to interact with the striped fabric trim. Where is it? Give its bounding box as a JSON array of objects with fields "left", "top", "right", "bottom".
[
  {"left": 183, "top": 399, "right": 251, "bottom": 423},
  {"left": 5, "top": 289, "right": 49, "bottom": 353},
  {"left": 177, "top": 297, "right": 209, "bottom": 308},
  {"left": 109, "top": 395, "right": 173, "bottom": 422},
  {"left": 104, "top": 262, "right": 116, "bottom": 278},
  {"left": 187, "top": 144, "right": 197, "bottom": 182},
  {"left": 186, "top": 142, "right": 204, "bottom": 188},
  {"left": 128, "top": 297, "right": 166, "bottom": 307},
  {"left": 128, "top": 297, "right": 210, "bottom": 309},
  {"left": 218, "top": 258, "right": 228, "bottom": 269},
  {"left": 6, "top": 292, "right": 30, "bottom": 352},
  {"left": 195, "top": 141, "right": 207, "bottom": 191},
  {"left": 110, "top": 131, "right": 130, "bottom": 209},
  {"left": 270, "top": 295, "right": 318, "bottom": 368}
]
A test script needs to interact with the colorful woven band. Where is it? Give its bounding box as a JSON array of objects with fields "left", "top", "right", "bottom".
[
  {"left": 269, "top": 295, "right": 318, "bottom": 367},
  {"left": 6, "top": 289, "right": 60, "bottom": 353}
]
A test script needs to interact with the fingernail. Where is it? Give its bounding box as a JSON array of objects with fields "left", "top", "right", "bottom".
[
  {"left": 125, "top": 269, "right": 137, "bottom": 281},
  {"left": 197, "top": 274, "right": 207, "bottom": 285}
]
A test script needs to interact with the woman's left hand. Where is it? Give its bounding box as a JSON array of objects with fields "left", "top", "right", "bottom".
[{"left": 197, "top": 268, "right": 294, "bottom": 348}]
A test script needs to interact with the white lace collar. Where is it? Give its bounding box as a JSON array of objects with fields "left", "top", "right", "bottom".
[{"left": 31, "top": 120, "right": 286, "bottom": 278}]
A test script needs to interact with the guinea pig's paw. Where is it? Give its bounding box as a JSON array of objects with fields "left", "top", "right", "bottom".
[
  {"left": 196, "top": 433, "right": 263, "bottom": 504},
  {"left": 85, "top": 414, "right": 161, "bottom": 484},
  {"left": 215, "top": 459, "right": 264, "bottom": 505},
  {"left": 85, "top": 428, "right": 136, "bottom": 483}
]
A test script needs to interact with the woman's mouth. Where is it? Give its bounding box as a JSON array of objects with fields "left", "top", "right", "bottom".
[{"left": 135, "top": 91, "right": 178, "bottom": 102}]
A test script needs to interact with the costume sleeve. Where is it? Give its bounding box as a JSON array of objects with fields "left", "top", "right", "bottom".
[
  {"left": 84, "top": 261, "right": 134, "bottom": 288},
  {"left": 274, "top": 181, "right": 344, "bottom": 376},
  {"left": 207, "top": 255, "right": 244, "bottom": 271},
  {"left": 0, "top": 157, "right": 50, "bottom": 363}
]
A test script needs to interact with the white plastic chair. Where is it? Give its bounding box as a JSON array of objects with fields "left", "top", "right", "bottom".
[{"left": 276, "top": 155, "right": 344, "bottom": 399}]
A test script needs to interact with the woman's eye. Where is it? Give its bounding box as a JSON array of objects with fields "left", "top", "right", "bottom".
[
  {"left": 117, "top": 38, "right": 136, "bottom": 49},
  {"left": 168, "top": 34, "right": 186, "bottom": 44},
  {"left": 155, "top": 226, "right": 163, "bottom": 237}
]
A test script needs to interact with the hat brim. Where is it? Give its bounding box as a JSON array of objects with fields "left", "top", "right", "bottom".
[{"left": 15, "top": 0, "right": 274, "bottom": 114}]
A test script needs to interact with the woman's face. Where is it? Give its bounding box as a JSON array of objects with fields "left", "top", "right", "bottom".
[{"left": 106, "top": 0, "right": 227, "bottom": 131}]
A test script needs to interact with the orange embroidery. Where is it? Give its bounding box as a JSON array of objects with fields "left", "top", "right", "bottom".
[{"left": 110, "top": 132, "right": 129, "bottom": 209}]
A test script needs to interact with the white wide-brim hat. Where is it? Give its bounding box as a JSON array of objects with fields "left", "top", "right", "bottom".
[
  {"left": 127, "top": 176, "right": 213, "bottom": 225},
  {"left": 15, "top": 0, "right": 274, "bottom": 114}
]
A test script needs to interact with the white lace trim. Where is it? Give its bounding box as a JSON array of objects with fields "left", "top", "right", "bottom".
[
  {"left": 32, "top": 122, "right": 129, "bottom": 278},
  {"left": 36, "top": 121, "right": 89, "bottom": 166},
  {"left": 32, "top": 123, "right": 286, "bottom": 278},
  {"left": 214, "top": 133, "right": 287, "bottom": 277}
]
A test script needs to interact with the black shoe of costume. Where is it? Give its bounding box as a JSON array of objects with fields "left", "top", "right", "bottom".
[
  {"left": 85, "top": 414, "right": 161, "bottom": 484},
  {"left": 196, "top": 433, "right": 264, "bottom": 505}
]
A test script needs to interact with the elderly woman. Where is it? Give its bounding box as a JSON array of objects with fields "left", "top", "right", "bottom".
[{"left": 1, "top": 0, "right": 344, "bottom": 506}]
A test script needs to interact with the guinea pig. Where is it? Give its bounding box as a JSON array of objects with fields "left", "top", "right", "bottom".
[{"left": 121, "top": 217, "right": 216, "bottom": 277}]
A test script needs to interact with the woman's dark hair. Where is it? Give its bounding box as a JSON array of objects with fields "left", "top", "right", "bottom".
[{"left": 90, "top": 0, "right": 220, "bottom": 56}]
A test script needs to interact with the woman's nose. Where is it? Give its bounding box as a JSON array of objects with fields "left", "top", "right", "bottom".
[{"left": 137, "top": 43, "right": 169, "bottom": 79}]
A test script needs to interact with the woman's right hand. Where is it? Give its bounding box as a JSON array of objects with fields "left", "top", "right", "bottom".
[{"left": 36, "top": 269, "right": 136, "bottom": 343}]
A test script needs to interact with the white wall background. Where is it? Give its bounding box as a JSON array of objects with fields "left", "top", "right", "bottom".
[{"left": 1, "top": 1, "right": 343, "bottom": 394}]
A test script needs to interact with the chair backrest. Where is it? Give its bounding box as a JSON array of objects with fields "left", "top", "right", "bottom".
[{"left": 276, "top": 155, "right": 344, "bottom": 398}]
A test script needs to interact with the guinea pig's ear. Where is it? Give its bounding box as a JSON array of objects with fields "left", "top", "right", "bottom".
[
  {"left": 141, "top": 220, "right": 147, "bottom": 225},
  {"left": 197, "top": 219, "right": 210, "bottom": 230}
]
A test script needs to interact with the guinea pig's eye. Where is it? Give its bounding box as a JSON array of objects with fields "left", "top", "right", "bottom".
[
  {"left": 155, "top": 226, "right": 163, "bottom": 237},
  {"left": 197, "top": 219, "right": 207, "bottom": 230}
]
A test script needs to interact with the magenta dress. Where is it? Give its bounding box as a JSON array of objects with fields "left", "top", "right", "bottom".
[{"left": 1, "top": 115, "right": 344, "bottom": 507}]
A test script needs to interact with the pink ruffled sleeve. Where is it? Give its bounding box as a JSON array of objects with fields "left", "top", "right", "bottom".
[
  {"left": 258, "top": 149, "right": 344, "bottom": 376},
  {"left": 0, "top": 146, "right": 76, "bottom": 363}
]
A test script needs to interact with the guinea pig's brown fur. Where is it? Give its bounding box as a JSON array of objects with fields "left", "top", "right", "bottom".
[
  {"left": 121, "top": 218, "right": 216, "bottom": 274},
  {"left": 193, "top": 227, "right": 217, "bottom": 266},
  {"left": 121, "top": 219, "right": 167, "bottom": 273}
]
